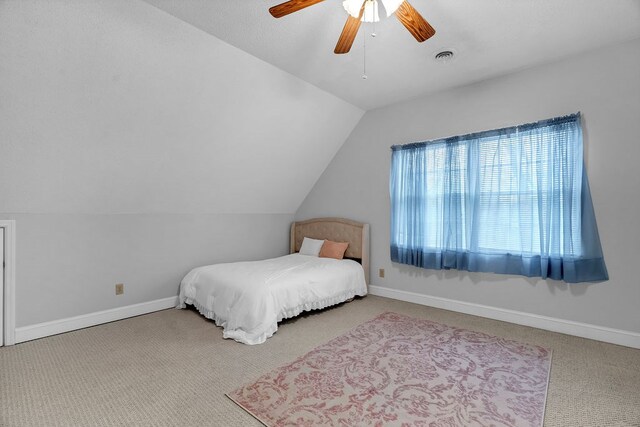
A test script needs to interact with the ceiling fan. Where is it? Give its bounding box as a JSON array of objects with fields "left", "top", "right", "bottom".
[{"left": 269, "top": 0, "right": 435, "bottom": 54}]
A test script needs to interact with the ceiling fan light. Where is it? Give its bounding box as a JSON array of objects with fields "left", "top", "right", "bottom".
[
  {"left": 380, "top": 0, "right": 403, "bottom": 17},
  {"left": 363, "top": 1, "right": 380, "bottom": 22},
  {"left": 342, "top": 0, "right": 362, "bottom": 18},
  {"left": 343, "top": 0, "right": 380, "bottom": 22}
]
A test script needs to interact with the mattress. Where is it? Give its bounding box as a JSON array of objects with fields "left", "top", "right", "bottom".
[{"left": 178, "top": 254, "right": 367, "bottom": 344}]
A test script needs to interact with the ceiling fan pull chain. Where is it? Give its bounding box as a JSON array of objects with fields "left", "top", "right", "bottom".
[
  {"left": 372, "top": 1, "right": 377, "bottom": 37},
  {"left": 362, "top": 22, "right": 367, "bottom": 80}
]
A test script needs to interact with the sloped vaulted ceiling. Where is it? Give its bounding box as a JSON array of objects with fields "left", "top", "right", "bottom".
[
  {"left": 0, "top": 0, "right": 363, "bottom": 215},
  {"left": 141, "top": 0, "right": 640, "bottom": 110}
]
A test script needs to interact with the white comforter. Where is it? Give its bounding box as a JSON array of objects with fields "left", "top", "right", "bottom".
[{"left": 178, "top": 254, "right": 367, "bottom": 345}]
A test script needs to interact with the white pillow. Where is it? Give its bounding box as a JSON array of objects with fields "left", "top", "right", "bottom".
[{"left": 299, "top": 237, "right": 324, "bottom": 256}]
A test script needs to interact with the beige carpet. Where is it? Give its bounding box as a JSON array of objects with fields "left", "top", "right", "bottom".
[{"left": 1, "top": 295, "right": 639, "bottom": 426}]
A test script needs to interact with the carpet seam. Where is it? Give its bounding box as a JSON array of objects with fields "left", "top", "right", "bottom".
[
  {"left": 225, "top": 393, "right": 269, "bottom": 427},
  {"left": 541, "top": 349, "right": 554, "bottom": 427}
]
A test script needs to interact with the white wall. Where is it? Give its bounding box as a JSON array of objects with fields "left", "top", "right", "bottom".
[
  {"left": 297, "top": 38, "right": 640, "bottom": 333},
  {"left": 0, "top": 0, "right": 363, "bottom": 327},
  {"left": 6, "top": 213, "right": 294, "bottom": 327}
]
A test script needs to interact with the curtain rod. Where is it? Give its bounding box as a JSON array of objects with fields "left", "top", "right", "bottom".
[{"left": 391, "top": 112, "right": 581, "bottom": 151}]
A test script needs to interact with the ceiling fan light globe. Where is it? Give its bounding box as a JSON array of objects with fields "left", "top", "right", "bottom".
[
  {"left": 342, "top": 0, "right": 362, "bottom": 18},
  {"left": 380, "top": 0, "right": 403, "bottom": 17},
  {"left": 362, "top": 2, "right": 380, "bottom": 22},
  {"left": 342, "top": 0, "right": 380, "bottom": 22}
]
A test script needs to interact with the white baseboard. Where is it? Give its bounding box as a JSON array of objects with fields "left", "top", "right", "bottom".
[
  {"left": 13, "top": 289, "right": 640, "bottom": 349},
  {"left": 14, "top": 296, "right": 178, "bottom": 344},
  {"left": 368, "top": 285, "right": 640, "bottom": 349}
]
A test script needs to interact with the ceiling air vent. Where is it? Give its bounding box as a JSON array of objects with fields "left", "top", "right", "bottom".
[{"left": 434, "top": 50, "right": 455, "bottom": 63}]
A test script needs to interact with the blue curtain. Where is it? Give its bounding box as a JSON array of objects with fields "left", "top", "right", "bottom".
[{"left": 390, "top": 113, "right": 608, "bottom": 283}]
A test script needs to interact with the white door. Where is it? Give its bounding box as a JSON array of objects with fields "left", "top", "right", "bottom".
[{"left": 0, "top": 227, "right": 4, "bottom": 346}]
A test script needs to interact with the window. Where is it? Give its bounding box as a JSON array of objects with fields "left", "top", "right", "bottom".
[{"left": 390, "top": 113, "right": 608, "bottom": 283}]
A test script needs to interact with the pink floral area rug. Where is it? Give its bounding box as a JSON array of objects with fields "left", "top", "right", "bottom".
[{"left": 227, "top": 312, "right": 552, "bottom": 426}]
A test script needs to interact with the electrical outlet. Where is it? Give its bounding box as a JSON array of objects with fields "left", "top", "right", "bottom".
[
  {"left": 379, "top": 268, "right": 385, "bottom": 278},
  {"left": 115, "top": 283, "right": 124, "bottom": 295}
]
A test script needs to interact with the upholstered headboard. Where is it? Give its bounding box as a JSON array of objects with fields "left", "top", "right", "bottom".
[{"left": 290, "top": 217, "right": 370, "bottom": 284}]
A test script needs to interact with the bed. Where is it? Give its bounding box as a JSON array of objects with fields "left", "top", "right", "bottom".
[{"left": 178, "top": 217, "right": 370, "bottom": 345}]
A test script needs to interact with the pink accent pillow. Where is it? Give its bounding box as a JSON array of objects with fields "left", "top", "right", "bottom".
[{"left": 319, "top": 240, "right": 349, "bottom": 260}]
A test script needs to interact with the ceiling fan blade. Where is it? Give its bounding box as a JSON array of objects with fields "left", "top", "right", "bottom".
[
  {"left": 334, "top": 1, "right": 366, "bottom": 54},
  {"left": 269, "top": 0, "right": 324, "bottom": 18},
  {"left": 395, "top": 0, "right": 435, "bottom": 42}
]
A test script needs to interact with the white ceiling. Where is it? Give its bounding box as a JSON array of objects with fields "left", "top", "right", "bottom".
[{"left": 143, "top": 0, "right": 640, "bottom": 110}]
